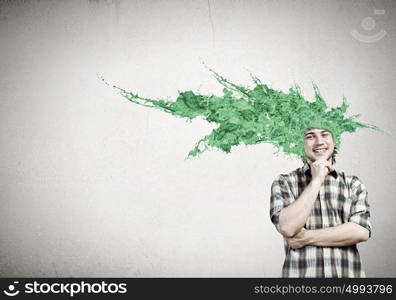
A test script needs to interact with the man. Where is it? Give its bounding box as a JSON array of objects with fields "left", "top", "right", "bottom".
[{"left": 270, "top": 128, "right": 372, "bottom": 277}]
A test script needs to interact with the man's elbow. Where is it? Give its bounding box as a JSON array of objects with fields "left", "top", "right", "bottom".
[
  {"left": 279, "top": 224, "right": 297, "bottom": 239},
  {"left": 278, "top": 211, "right": 298, "bottom": 238},
  {"left": 356, "top": 226, "right": 370, "bottom": 243}
]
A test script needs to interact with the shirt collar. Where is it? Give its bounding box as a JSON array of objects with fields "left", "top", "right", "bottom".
[{"left": 302, "top": 162, "right": 338, "bottom": 179}]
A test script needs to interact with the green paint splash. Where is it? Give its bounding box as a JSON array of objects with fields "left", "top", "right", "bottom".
[{"left": 107, "top": 70, "right": 378, "bottom": 159}]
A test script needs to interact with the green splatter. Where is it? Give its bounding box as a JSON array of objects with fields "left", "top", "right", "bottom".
[{"left": 108, "top": 70, "right": 379, "bottom": 159}]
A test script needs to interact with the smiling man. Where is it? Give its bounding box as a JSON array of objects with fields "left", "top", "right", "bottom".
[{"left": 270, "top": 128, "right": 372, "bottom": 277}]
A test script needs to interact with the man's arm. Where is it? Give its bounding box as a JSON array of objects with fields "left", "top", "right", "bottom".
[
  {"left": 287, "top": 222, "right": 370, "bottom": 249},
  {"left": 279, "top": 159, "right": 333, "bottom": 238},
  {"left": 278, "top": 178, "right": 321, "bottom": 238}
]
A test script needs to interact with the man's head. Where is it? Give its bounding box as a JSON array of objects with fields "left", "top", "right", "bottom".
[{"left": 303, "top": 128, "right": 336, "bottom": 164}]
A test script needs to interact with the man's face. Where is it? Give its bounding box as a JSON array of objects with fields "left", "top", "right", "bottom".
[{"left": 303, "top": 128, "right": 335, "bottom": 163}]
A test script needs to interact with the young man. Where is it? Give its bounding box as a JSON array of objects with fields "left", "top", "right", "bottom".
[{"left": 270, "top": 128, "right": 372, "bottom": 277}]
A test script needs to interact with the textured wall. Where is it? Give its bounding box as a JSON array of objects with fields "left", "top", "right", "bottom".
[{"left": 0, "top": 0, "right": 395, "bottom": 277}]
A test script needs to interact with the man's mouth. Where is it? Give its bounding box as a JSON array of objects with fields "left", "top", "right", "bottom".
[{"left": 313, "top": 147, "right": 328, "bottom": 153}]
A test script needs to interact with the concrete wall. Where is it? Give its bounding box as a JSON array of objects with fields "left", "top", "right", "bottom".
[{"left": 0, "top": 0, "right": 395, "bottom": 277}]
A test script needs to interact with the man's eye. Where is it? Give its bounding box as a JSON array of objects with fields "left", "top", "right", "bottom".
[{"left": 306, "top": 135, "right": 313, "bottom": 139}]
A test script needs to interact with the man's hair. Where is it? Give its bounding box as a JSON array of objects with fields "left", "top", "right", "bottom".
[{"left": 111, "top": 70, "right": 378, "bottom": 159}]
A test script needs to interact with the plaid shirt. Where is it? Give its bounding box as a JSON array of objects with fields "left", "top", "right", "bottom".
[{"left": 270, "top": 163, "right": 372, "bottom": 278}]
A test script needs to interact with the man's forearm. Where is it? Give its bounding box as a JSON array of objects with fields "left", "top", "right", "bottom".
[
  {"left": 278, "top": 178, "right": 321, "bottom": 238},
  {"left": 296, "top": 222, "right": 370, "bottom": 248}
]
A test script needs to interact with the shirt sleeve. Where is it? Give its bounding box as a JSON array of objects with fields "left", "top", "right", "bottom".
[
  {"left": 270, "top": 175, "right": 295, "bottom": 233},
  {"left": 348, "top": 176, "right": 372, "bottom": 237}
]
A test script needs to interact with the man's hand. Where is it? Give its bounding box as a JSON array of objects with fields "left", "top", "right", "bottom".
[
  {"left": 287, "top": 228, "right": 310, "bottom": 249},
  {"left": 308, "top": 159, "right": 334, "bottom": 184}
]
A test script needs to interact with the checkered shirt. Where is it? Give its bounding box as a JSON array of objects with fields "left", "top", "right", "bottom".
[{"left": 270, "top": 163, "right": 372, "bottom": 278}]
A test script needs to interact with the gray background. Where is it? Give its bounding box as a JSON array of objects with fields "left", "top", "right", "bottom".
[{"left": 0, "top": 0, "right": 395, "bottom": 277}]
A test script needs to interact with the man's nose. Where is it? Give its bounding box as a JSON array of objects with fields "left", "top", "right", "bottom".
[{"left": 314, "top": 136, "right": 324, "bottom": 145}]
